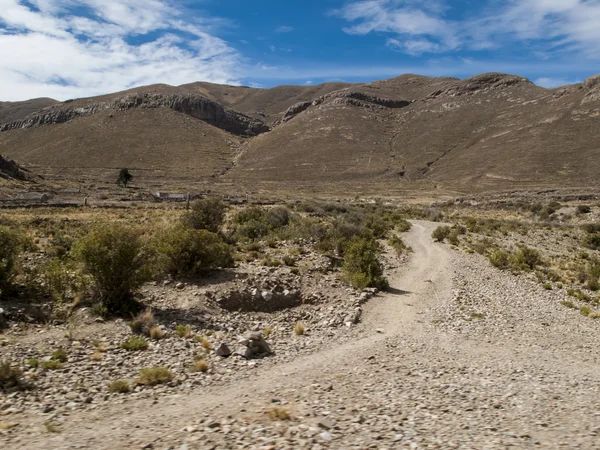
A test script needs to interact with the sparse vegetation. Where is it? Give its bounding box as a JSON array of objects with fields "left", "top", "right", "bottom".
[
  {"left": 117, "top": 168, "right": 133, "bottom": 187},
  {"left": 191, "top": 359, "right": 209, "bottom": 373},
  {"left": 181, "top": 198, "right": 226, "bottom": 233},
  {"left": 0, "top": 226, "right": 25, "bottom": 297},
  {"left": 108, "top": 379, "right": 130, "bottom": 393},
  {"left": 342, "top": 237, "right": 388, "bottom": 290},
  {"left": 74, "top": 224, "right": 150, "bottom": 315},
  {"left": 51, "top": 348, "right": 68, "bottom": 362},
  {"left": 432, "top": 226, "right": 451, "bottom": 242},
  {"left": 388, "top": 234, "right": 410, "bottom": 255},
  {"left": 294, "top": 322, "right": 305, "bottom": 336},
  {"left": 268, "top": 407, "right": 291, "bottom": 421},
  {"left": 136, "top": 367, "right": 172, "bottom": 386},
  {"left": 175, "top": 324, "right": 193, "bottom": 339},
  {"left": 40, "top": 360, "right": 64, "bottom": 370},
  {"left": 129, "top": 309, "right": 155, "bottom": 336},
  {"left": 152, "top": 227, "right": 233, "bottom": 277},
  {"left": 0, "top": 361, "right": 25, "bottom": 391},
  {"left": 149, "top": 327, "right": 165, "bottom": 340},
  {"left": 121, "top": 336, "right": 148, "bottom": 351}
]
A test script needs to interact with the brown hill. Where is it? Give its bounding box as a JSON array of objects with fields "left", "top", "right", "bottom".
[
  {"left": 0, "top": 98, "right": 58, "bottom": 124},
  {"left": 0, "top": 73, "right": 599, "bottom": 192}
]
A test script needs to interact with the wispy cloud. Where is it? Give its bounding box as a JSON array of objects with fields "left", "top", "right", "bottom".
[
  {"left": 275, "top": 25, "right": 294, "bottom": 33},
  {"left": 534, "top": 77, "right": 582, "bottom": 88},
  {"left": 0, "top": 0, "right": 242, "bottom": 101},
  {"left": 333, "top": 0, "right": 600, "bottom": 59}
]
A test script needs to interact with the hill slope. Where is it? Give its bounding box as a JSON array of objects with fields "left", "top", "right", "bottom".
[
  {"left": 0, "top": 73, "right": 599, "bottom": 191},
  {"left": 0, "top": 98, "right": 59, "bottom": 124}
]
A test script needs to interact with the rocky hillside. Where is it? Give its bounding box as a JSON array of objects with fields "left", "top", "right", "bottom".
[
  {"left": 0, "top": 73, "right": 599, "bottom": 191},
  {"left": 0, "top": 98, "right": 58, "bottom": 125},
  {"left": 0, "top": 154, "right": 32, "bottom": 181}
]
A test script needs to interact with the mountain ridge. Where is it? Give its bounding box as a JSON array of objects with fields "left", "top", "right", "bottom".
[{"left": 1, "top": 72, "right": 598, "bottom": 192}]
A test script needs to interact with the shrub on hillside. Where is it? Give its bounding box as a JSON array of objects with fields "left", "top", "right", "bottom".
[
  {"left": 512, "top": 246, "right": 543, "bottom": 271},
  {"left": 388, "top": 234, "right": 410, "bottom": 256},
  {"left": 0, "top": 226, "right": 25, "bottom": 296},
  {"left": 577, "top": 205, "right": 592, "bottom": 215},
  {"left": 431, "top": 226, "right": 451, "bottom": 242},
  {"left": 342, "top": 237, "right": 388, "bottom": 290},
  {"left": 583, "top": 233, "right": 600, "bottom": 250},
  {"left": 181, "top": 198, "right": 226, "bottom": 233},
  {"left": 73, "top": 224, "right": 150, "bottom": 315},
  {"left": 231, "top": 206, "right": 292, "bottom": 241},
  {"left": 488, "top": 249, "right": 512, "bottom": 269},
  {"left": 152, "top": 227, "right": 233, "bottom": 277}
]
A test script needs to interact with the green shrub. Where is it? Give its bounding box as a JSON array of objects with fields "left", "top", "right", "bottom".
[
  {"left": 512, "top": 246, "right": 543, "bottom": 270},
  {"left": 577, "top": 205, "right": 591, "bottom": 215},
  {"left": 583, "top": 233, "right": 600, "bottom": 250},
  {"left": 175, "top": 324, "right": 192, "bottom": 338},
  {"left": 580, "top": 306, "right": 592, "bottom": 316},
  {"left": 40, "top": 360, "right": 63, "bottom": 370},
  {"left": 108, "top": 379, "right": 130, "bottom": 393},
  {"left": 342, "top": 237, "right": 388, "bottom": 290},
  {"left": 73, "top": 224, "right": 150, "bottom": 315},
  {"left": 136, "top": 367, "right": 172, "bottom": 386},
  {"left": 488, "top": 249, "right": 511, "bottom": 269},
  {"left": 447, "top": 229, "right": 461, "bottom": 246},
  {"left": 0, "top": 226, "right": 24, "bottom": 296},
  {"left": 121, "top": 336, "right": 148, "bottom": 351},
  {"left": 181, "top": 198, "right": 226, "bottom": 233},
  {"left": 152, "top": 227, "right": 233, "bottom": 277},
  {"left": 431, "top": 226, "right": 451, "bottom": 242},
  {"left": 27, "top": 358, "right": 39, "bottom": 368},
  {"left": 0, "top": 361, "right": 25, "bottom": 391},
  {"left": 231, "top": 206, "right": 291, "bottom": 241},
  {"left": 582, "top": 224, "right": 600, "bottom": 234},
  {"left": 388, "top": 234, "right": 410, "bottom": 256},
  {"left": 51, "top": 348, "right": 68, "bottom": 362}
]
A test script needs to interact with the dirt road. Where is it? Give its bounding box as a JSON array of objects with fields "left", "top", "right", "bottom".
[{"left": 7, "top": 221, "right": 600, "bottom": 449}]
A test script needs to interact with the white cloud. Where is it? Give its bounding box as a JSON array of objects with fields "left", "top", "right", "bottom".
[
  {"left": 0, "top": 0, "right": 242, "bottom": 101},
  {"left": 534, "top": 77, "right": 582, "bottom": 88},
  {"left": 275, "top": 25, "right": 294, "bottom": 33},
  {"left": 334, "top": 0, "right": 600, "bottom": 59}
]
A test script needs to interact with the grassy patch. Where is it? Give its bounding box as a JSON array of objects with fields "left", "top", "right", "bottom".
[
  {"left": 175, "top": 324, "right": 193, "bottom": 339},
  {"left": 40, "top": 360, "right": 64, "bottom": 370},
  {"left": 121, "top": 336, "right": 148, "bottom": 351},
  {"left": 108, "top": 379, "right": 130, "bottom": 393},
  {"left": 136, "top": 367, "right": 172, "bottom": 386}
]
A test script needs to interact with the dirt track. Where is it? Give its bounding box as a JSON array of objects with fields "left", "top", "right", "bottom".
[{"left": 6, "top": 221, "right": 600, "bottom": 449}]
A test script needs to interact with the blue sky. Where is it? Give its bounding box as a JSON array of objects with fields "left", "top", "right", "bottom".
[{"left": 0, "top": 0, "right": 599, "bottom": 100}]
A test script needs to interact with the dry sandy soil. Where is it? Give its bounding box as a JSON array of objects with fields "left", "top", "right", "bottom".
[{"left": 2, "top": 220, "right": 600, "bottom": 449}]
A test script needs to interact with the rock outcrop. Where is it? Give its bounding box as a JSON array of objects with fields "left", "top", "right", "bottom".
[
  {"left": 280, "top": 90, "right": 411, "bottom": 122},
  {"left": 0, "top": 93, "right": 270, "bottom": 137},
  {"left": 0, "top": 154, "right": 32, "bottom": 181},
  {"left": 428, "top": 73, "right": 531, "bottom": 98}
]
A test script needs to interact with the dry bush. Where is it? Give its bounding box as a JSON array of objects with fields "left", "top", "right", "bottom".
[
  {"left": 175, "top": 324, "right": 193, "bottom": 339},
  {"left": 108, "top": 379, "right": 130, "bottom": 393},
  {"left": 181, "top": 198, "right": 227, "bottom": 233},
  {"left": 191, "top": 359, "right": 209, "bottom": 373},
  {"left": 90, "top": 353, "right": 103, "bottom": 361},
  {"left": 136, "top": 367, "right": 172, "bottom": 386},
  {"left": 432, "top": 226, "right": 451, "bottom": 242},
  {"left": 268, "top": 407, "right": 291, "bottom": 421},
  {"left": 294, "top": 323, "right": 305, "bottom": 335},
  {"left": 121, "top": 336, "right": 148, "bottom": 351},
  {"left": 129, "top": 309, "right": 155, "bottom": 336},
  {"left": 149, "top": 327, "right": 165, "bottom": 340},
  {"left": 0, "top": 361, "right": 25, "bottom": 392}
]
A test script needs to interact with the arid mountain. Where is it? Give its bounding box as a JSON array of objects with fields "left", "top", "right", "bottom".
[
  {"left": 0, "top": 98, "right": 59, "bottom": 124},
  {"left": 0, "top": 73, "right": 599, "bottom": 192}
]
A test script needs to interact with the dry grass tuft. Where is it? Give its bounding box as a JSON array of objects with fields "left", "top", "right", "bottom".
[
  {"left": 294, "top": 322, "right": 305, "bottom": 336},
  {"left": 149, "top": 327, "right": 165, "bottom": 340},
  {"left": 175, "top": 324, "right": 193, "bottom": 339},
  {"left": 136, "top": 367, "right": 172, "bottom": 386},
  {"left": 90, "top": 353, "right": 103, "bottom": 361},
  {"left": 108, "top": 379, "right": 130, "bottom": 393},
  {"left": 44, "top": 420, "right": 62, "bottom": 433},
  {"left": 267, "top": 407, "right": 291, "bottom": 421},
  {"left": 129, "top": 309, "right": 156, "bottom": 336},
  {"left": 191, "top": 359, "right": 209, "bottom": 373},
  {"left": 121, "top": 336, "right": 148, "bottom": 351}
]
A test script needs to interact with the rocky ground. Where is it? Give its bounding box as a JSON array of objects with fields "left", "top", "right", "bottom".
[{"left": 2, "top": 220, "right": 600, "bottom": 449}]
